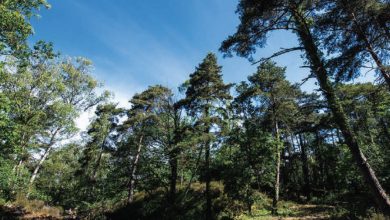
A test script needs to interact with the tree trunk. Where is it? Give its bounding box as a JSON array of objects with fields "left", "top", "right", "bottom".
[
  {"left": 91, "top": 147, "right": 104, "bottom": 182},
  {"left": 180, "top": 168, "right": 184, "bottom": 187},
  {"left": 29, "top": 146, "right": 51, "bottom": 185},
  {"left": 169, "top": 111, "right": 181, "bottom": 203},
  {"left": 204, "top": 106, "right": 212, "bottom": 220},
  {"left": 27, "top": 129, "right": 59, "bottom": 197},
  {"left": 244, "top": 131, "right": 260, "bottom": 190},
  {"left": 169, "top": 149, "right": 178, "bottom": 203},
  {"left": 13, "top": 159, "right": 23, "bottom": 176},
  {"left": 127, "top": 135, "right": 143, "bottom": 204},
  {"left": 349, "top": 12, "right": 390, "bottom": 91},
  {"left": 27, "top": 145, "right": 53, "bottom": 197},
  {"left": 313, "top": 131, "right": 321, "bottom": 189},
  {"left": 183, "top": 143, "right": 204, "bottom": 200},
  {"left": 14, "top": 133, "right": 29, "bottom": 178},
  {"left": 298, "top": 133, "right": 311, "bottom": 201},
  {"left": 290, "top": 5, "right": 390, "bottom": 215},
  {"left": 272, "top": 120, "right": 281, "bottom": 215},
  {"left": 205, "top": 138, "right": 212, "bottom": 220}
]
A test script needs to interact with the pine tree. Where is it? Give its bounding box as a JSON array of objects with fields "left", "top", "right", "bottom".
[
  {"left": 220, "top": 0, "right": 390, "bottom": 215},
  {"left": 121, "top": 85, "right": 176, "bottom": 204},
  {"left": 178, "top": 53, "right": 232, "bottom": 219},
  {"left": 245, "top": 61, "right": 300, "bottom": 214},
  {"left": 77, "top": 103, "right": 122, "bottom": 201},
  {"left": 315, "top": 0, "right": 390, "bottom": 89}
]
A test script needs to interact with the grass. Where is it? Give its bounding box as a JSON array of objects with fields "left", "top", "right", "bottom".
[
  {"left": 0, "top": 194, "right": 64, "bottom": 219},
  {"left": 238, "top": 203, "right": 335, "bottom": 220}
]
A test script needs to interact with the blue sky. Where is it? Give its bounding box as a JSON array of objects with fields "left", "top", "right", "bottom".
[{"left": 30, "top": 0, "right": 315, "bottom": 106}]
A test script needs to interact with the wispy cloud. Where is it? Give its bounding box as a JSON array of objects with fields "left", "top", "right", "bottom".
[{"left": 71, "top": 1, "right": 196, "bottom": 94}]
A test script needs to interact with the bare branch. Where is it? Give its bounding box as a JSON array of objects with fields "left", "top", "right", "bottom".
[
  {"left": 252, "top": 47, "right": 304, "bottom": 65},
  {"left": 299, "top": 73, "right": 315, "bottom": 86}
]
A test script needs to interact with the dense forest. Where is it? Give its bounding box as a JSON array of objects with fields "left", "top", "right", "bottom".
[{"left": 0, "top": 0, "right": 390, "bottom": 219}]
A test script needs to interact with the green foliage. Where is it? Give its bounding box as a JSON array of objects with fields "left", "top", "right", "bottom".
[
  {"left": 108, "top": 181, "right": 235, "bottom": 220},
  {"left": 314, "top": 0, "right": 389, "bottom": 84},
  {"left": 1, "top": 0, "right": 390, "bottom": 219},
  {"left": 76, "top": 103, "right": 123, "bottom": 204},
  {"left": 0, "top": 54, "right": 109, "bottom": 195},
  {"left": 34, "top": 144, "right": 82, "bottom": 207},
  {"left": 0, "top": 158, "right": 29, "bottom": 200},
  {"left": 0, "top": 0, "right": 50, "bottom": 57},
  {"left": 0, "top": 93, "right": 19, "bottom": 156}
]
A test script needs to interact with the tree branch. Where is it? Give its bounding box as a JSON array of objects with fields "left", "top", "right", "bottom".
[{"left": 252, "top": 47, "right": 304, "bottom": 65}]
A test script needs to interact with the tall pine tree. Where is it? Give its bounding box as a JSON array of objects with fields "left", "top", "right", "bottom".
[{"left": 177, "top": 53, "right": 232, "bottom": 220}]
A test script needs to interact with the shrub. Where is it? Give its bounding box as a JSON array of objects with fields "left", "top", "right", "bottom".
[{"left": 13, "top": 193, "right": 63, "bottom": 218}]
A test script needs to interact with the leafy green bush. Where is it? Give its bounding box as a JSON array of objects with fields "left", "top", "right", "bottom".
[{"left": 0, "top": 158, "right": 29, "bottom": 200}]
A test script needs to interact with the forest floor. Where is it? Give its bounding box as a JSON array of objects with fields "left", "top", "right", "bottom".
[
  {"left": 239, "top": 204, "right": 336, "bottom": 220},
  {"left": 1, "top": 182, "right": 383, "bottom": 219},
  {"left": 1, "top": 202, "right": 384, "bottom": 220},
  {"left": 0, "top": 202, "right": 73, "bottom": 220},
  {"left": 0, "top": 203, "right": 338, "bottom": 219},
  {"left": 107, "top": 182, "right": 357, "bottom": 220},
  {"left": 0, "top": 204, "right": 63, "bottom": 219}
]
